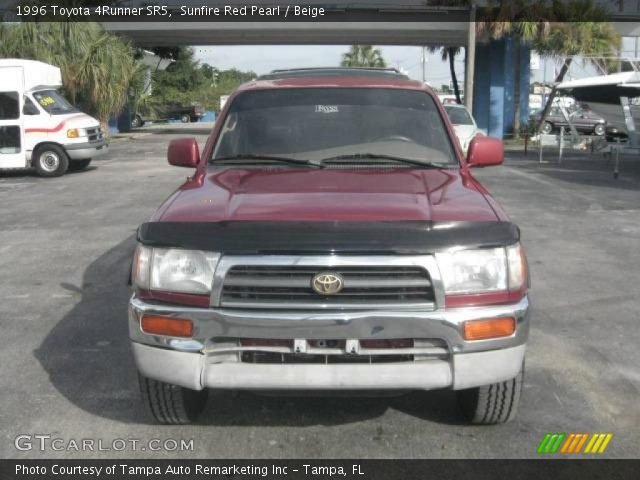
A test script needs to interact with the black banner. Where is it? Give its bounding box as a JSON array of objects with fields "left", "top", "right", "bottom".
[
  {"left": 1, "top": 0, "right": 639, "bottom": 23},
  {"left": 1, "top": 459, "right": 639, "bottom": 480}
]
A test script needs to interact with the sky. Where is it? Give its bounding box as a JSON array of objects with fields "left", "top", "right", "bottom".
[
  {"left": 193, "top": 45, "right": 468, "bottom": 88},
  {"left": 194, "top": 37, "right": 640, "bottom": 87}
]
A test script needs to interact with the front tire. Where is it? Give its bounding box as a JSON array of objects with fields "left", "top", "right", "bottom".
[
  {"left": 594, "top": 124, "right": 605, "bottom": 136},
  {"left": 541, "top": 121, "right": 553, "bottom": 134},
  {"left": 138, "top": 374, "right": 208, "bottom": 424},
  {"left": 456, "top": 362, "right": 524, "bottom": 424},
  {"left": 68, "top": 159, "right": 92, "bottom": 171},
  {"left": 34, "top": 144, "right": 69, "bottom": 177},
  {"left": 180, "top": 114, "right": 190, "bottom": 123}
]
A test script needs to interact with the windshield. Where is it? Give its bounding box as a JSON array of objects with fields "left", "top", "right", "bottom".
[
  {"left": 211, "top": 88, "right": 457, "bottom": 166},
  {"left": 444, "top": 105, "right": 474, "bottom": 125},
  {"left": 32, "top": 90, "right": 77, "bottom": 115}
]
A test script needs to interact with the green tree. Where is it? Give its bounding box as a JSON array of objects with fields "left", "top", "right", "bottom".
[
  {"left": 0, "top": 22, "right": 136, "bottom": 131},
  {"left": 144, "top": 46, "right": 256, "bottom": 113},
  {"left": 152, "top": 47, "right": 208, "bottom": 100},
  {"left": 208, "top": 68, "right": 257, "bottom": 112},
  {"left": 341, "top": 45, "right": 387, "bottom": 68}
]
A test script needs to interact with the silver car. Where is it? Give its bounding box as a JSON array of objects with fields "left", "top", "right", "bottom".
[{"left": 444, "top": 104, "right": 484, "bottom": 154}]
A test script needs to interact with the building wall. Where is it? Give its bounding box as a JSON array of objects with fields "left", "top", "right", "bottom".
[{"left": 473, "top": 37, "right": 530, "bottom": 138}]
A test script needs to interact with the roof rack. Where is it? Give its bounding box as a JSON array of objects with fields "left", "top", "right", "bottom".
[{"left": 257, "top": 67, "right": 410, "bottom": 80}]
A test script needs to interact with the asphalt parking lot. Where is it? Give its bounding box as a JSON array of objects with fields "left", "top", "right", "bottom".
[{"left": 1, "top": 128, "right": 639, "bottom": 459}]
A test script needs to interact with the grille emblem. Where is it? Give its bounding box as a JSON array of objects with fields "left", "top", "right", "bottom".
[{"left": 311, "top": 272, "right": 344, "bottom": 295}]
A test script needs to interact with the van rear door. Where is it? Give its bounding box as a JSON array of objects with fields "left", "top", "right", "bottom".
[{"left": 0, "top": 66, "right": 25, "bottom": 169}]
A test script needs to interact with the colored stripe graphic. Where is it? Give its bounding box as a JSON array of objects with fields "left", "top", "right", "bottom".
[
  {"left": 560, "top": 433, "right": 588, "bottom": 454},
  {"left": 538, "top": 433, "right": 613, "bottom": 454},
  {"left": 584, "top": 433, "right": 613, "bottom": 454},
  {"left": 24, "top": 114, "right": 87, "bottom": 134},
  {"left": 537, "top": 433, "right": 565, "bottom": 453}
]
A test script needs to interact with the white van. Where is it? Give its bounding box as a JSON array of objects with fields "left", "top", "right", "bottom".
[{"left": 0, "top": 59, "right": 108, "bottom": 177}]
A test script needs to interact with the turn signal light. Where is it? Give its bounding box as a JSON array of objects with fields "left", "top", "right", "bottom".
[
  {"left": 141, "top": 315, "right": 193, "bottom": 337},
  {"left": 463, "top": 317, "right": 515, "bottom": 341}
]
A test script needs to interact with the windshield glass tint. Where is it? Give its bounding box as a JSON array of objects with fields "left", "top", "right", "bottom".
[
  {"left": 444, "top": 106, "right": 473, "bottom": 125},
  {"left": 212, "top": 88, "right": 456, "bottom": 165},
  {"left": 32, "top": 90, "right": 77, "bottom": 115}
]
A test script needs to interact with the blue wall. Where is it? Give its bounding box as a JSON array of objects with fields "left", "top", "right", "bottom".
[{"left": 473, "top": 37, "right": 530, "bottom": 139}]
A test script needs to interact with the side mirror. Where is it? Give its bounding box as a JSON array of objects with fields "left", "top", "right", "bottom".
[
  {"left": 167, "top": 138, "right": 200, "bottom": 168},
  {"left": 467, "top": 136, "right": 504, "bottom": 167}
]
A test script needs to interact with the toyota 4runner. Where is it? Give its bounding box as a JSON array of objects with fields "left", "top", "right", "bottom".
[{"left": 129, "top": 68, "right": 530, "bottom": 425}]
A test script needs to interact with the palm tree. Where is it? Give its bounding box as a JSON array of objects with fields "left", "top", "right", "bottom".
[
  {"left": 427, "top": 46, "right": 463, "bottom": 103},
  {"left": 341, "top": 45, "right": 387, "bottom": 68},
  {"left": 428, "top": 1, "right": 548, "bottom": 113},
  {"left": 0, "top": 22, "right": 136, "bottom": 132}
]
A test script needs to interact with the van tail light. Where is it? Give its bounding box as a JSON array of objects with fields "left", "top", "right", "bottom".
[{"left": 141, "top": 315, "right": 193, "bottom": 337}]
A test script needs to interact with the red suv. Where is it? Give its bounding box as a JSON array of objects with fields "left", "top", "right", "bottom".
[{"left": 129, "top": 68, "right": 530, "bottom": 425}]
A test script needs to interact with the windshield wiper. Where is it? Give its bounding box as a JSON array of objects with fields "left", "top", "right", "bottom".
[
  {"left": 321, "top": 153, "right": 448, "bottom": 168},
  {"left": 212, "top": 154, "right": 324, "bottom": 168}
]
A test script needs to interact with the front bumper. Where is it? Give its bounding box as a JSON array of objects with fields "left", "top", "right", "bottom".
[
  {"left": 129, "top": 295, "right": 530, "bottom": 392},
  {"left": 65, "top": 140, "right": 108, "bottom": 159}
]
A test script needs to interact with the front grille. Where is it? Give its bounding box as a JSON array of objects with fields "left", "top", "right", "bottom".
[
  {"left": 220, "top": 265, "right": 434, "bottom": 309},
  {"left": 86, "top": 127, "right": 103, "bottom": 142}
]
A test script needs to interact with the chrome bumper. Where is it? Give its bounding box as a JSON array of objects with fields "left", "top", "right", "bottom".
[{"left": 129, "top": 295, "right": 529, "bottom": 391}]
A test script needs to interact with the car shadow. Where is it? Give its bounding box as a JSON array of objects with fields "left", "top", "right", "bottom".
[
  {"left": 0, "top": 168, "right": 38, "bottom": 179},
  {"left": 0, "top": 166, "right": 100, "bottom": 179},
  {"left": 35, "top": 235, "right": 466, "bottom": 426},
  {"left": 200, "top": 389, "right": 465, "bottom": 427}
]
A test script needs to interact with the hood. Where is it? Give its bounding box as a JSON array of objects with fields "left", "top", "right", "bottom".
[
  {"left": 155, "top": 167, "right": 500, "bottom": 223},
  {"left": 61, "top": 113, "right": 101, "bottom": 129}
]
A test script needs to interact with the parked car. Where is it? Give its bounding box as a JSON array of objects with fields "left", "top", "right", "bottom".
[
  {"left": 538, "top": 104, "right": 606, "bottom": 136},
  {"left": 129, "top": 67, "right": 530, "bottom": 425},
  {"left": 443, "top": 103, "right": 484, "bottom": 154},
  {"left": 132, "top": 102, "right": 204, "bottom": 127},
  {"left": 0, "top": 59, "right": 107, "bottom": 176}
]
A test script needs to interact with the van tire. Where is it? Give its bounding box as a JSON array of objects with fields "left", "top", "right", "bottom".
[
  {"left": 69, "top": 159, "right": 92, "bottom": 171},
  {"left": 34, "top": 144, "right": 69, "bottom": 177},
  {"left": 138, "top": 373, "right": 208, "bottom": 424},
  {"left": 132, "top": 115, "right": 144, "bottom": 128},
  {"left": 456, "top": 362, "right": 524, "bottom": 424},
  {"left": 180, "top": 114, "right": 191, "bottom": 123}
]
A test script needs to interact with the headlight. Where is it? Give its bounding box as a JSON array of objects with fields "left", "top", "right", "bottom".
[
  {"left": 132, "top": 245, "right": 220, "bottom": 294},
  {"left": 66, "top": 128, "right": 80, "bottom": 138},
  {"left": 436, "top": 243, "right": 527, "bottom": 295}
]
